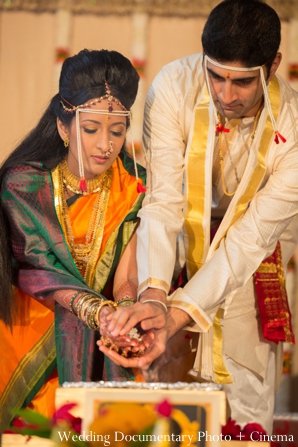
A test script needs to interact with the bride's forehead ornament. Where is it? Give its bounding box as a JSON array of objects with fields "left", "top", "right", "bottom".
[
  {"left": 60, "top": 81, "right": 129, "bottom": 117},
  {"left": 59, "top": 82, "right": 145, "bottom": 194}
]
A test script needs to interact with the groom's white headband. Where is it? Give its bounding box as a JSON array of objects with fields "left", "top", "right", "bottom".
[{"left": 203, "top": 54, "right": 286, "bottom": 143}]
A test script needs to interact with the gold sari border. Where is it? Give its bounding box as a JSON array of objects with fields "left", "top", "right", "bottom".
[
  {"left": 92, "top": 191, "right": 143, "bottom": 293},
  {"left": 84, "top": 172, "right": 112, "bottom": 286},
  {"left": 52, "top": 165, "right": 70, "bottom": 251},
  {"left": 92, "top": 220, "right": 139, "bottom": 293},
  {"left": 0, "top": 324, "right": 56, "bottom": 430}
]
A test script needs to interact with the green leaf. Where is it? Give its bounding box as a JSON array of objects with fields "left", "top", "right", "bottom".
[{"left": 13, "top": 408, "right": 51, "bottom": 426}]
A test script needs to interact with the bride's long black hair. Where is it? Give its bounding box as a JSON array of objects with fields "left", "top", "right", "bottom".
[{"left": 0, "top": 49, "right": 139, "bottom": 325}]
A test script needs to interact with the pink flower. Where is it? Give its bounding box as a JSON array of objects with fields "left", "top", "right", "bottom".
[
  {"left": 52, "top": 403, "right": 82, "bottom": 434},
  {"left": 155, "top": 399, "right": 172, "bottom": 418}
]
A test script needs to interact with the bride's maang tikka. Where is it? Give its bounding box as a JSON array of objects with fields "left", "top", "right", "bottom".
[
  {"left": 60, "top": 81, "right": 128, "bottom": 116},
  {"left": 60, "top": 81, "right": 145, "bottom": 193}
]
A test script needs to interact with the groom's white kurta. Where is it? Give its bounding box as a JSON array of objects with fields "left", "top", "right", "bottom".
[{"left": 137, "top": 53, "right": 298, "bottom": 430}]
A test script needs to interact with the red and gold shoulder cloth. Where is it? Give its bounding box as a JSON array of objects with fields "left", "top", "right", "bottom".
[{"left": 254, "top": 242, "right": 295, "bottom": 344}]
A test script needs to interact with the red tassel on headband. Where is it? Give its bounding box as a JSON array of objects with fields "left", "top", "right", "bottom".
[{"left": 274, "top": 131, "right": 286, "bottom": 144}]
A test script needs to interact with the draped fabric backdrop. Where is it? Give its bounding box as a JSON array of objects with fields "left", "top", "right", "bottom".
[{"left": 0, "top": 0, "right": 297, "bottom": 20}]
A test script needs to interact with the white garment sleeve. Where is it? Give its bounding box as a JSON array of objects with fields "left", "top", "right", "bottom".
[
  {"left": 137, "top": 64, "right": 298, "bottom": 333},
  {"left": 137, "top": 59, "right": 202, "bottom": 294},
  {"left": 169, "top": 120, "right": 298, "bottom": 330}
]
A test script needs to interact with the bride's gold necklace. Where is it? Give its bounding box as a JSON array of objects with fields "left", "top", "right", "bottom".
[
  {"left": 60, "top": 158, "right": 105, "bottom": 195},
  {"left": 58, "top": 158, "right": 113, "bottom": 279},
  {"left": 218, "top": 106, "right": 263, "bottom": 197}
]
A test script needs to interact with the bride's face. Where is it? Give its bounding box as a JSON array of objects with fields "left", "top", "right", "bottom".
[{"left": 61, "top": 99, "right": 127, "bottom": 179}]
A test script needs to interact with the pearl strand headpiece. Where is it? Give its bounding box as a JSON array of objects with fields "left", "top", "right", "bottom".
[{"left": 204, "top": 55, "right": 286, "bottom": 144}]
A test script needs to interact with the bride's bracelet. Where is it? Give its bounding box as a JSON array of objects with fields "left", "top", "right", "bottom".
[
  {"left": 95, "top": 300, "right": 118, "bottom": 329},
  {"left": 72, "top": 293, "right": 118, "bottom": 331},
  {"left": 117, "top": 296, "right": 136, "bottom": 307},
  {"left": 75, "top": 293, "right": 95, "bottom": 318},
  {"left": 69, "top": 290, "right": 83, "bottom": 314}
]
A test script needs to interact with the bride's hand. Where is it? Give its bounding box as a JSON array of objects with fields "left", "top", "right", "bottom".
[
  {"left": 97, "top": 325, "right": 169, "bottom": 368},
  {"left": 106, "top": 301, "right": 167, "bottom": 338},
  {"left": 99, "top": 306, "right": 154, "bottom": 357}
]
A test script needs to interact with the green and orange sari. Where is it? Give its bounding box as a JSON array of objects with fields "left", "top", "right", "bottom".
[{"left": 0, "top": 152, "right": 145, "bottom": 431}]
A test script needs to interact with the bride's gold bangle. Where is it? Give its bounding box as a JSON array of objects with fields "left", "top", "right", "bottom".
[
  {"left": 95, "top": 300, "right": 118, "bottom": 328},
  {"left": 117, "top": 297, "right": 136, "bottom": 307}
]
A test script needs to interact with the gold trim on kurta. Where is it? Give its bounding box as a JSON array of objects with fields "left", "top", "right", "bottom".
[
  {"left": 184, "top": 86, "right": 211, "bottom": 279},
  {"left": 213, "top": 308, "right": 233, "bottom": 383},
  {"left": 168, "top": 299, "right": 211, "bottom": 332},
  {"left": 138, "top": 278, "right": 170, "bottom": 294}
]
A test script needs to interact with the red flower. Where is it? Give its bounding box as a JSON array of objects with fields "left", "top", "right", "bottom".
[
  {"left": 12, "top": 418, "right": 31, "bottom": 429},
  {"left": 4, "top": 416, "right": 37, "bottom": 435},
  {"left": 5, "top": 416, "right": 40, "bottom": 433},
  {"left": 52, "top": 403, "right": 82, "bottom": 434},
  {"left": 155, "top": 399, "right": 172, "bottom": 418},
  {"left": 242, "top": 422, "right": 267, "bottom": 441},
  {"left": 222, "top": 418, "right": 241, "bottom": 439},
  {"left": 222, "top": 418, "right": 274, "bottom": 444}
]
